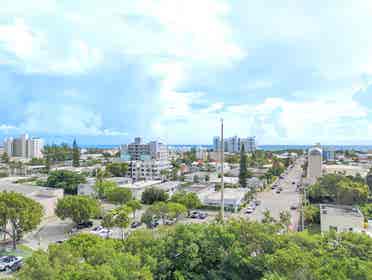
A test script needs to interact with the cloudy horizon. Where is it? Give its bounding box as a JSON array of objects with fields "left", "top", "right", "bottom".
[{"left": 1, "top": 1, "right": 372, "bottom": 145}]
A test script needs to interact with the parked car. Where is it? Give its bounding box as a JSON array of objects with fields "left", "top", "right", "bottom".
[
  {"left": 0, "top": 256, "right": 23, "bottom": 271},
  {"left": 271, "top": 185, "right": 277, "bottom": 189},
  {"left": 10, "top": 259, "right": 23, "bottom": 272},
  {"left": 290, "top": 204, "right": 298, "bottom": 210},
  {"left": 245, "top": 207, "right": 254, "bottom": 214},
  {"left": 131, "top": 221, "right": 142, "bottom": 228},
  {"left": 90, "top": 226, "right": 104, "bottom": 234},
  {"left": 77, "top": 221, "right": 93, "bottom": 229},
  {"left": 275, "top": 189, "right": 281, "bottom": 194},
  {"left": 149, "top": 220, "right": 160, "bottom": 229},
  {"left": 164, "top": 219, "right": 176, "bottom": 225},
  {"left": 198, "top": 212, "right": 208, "bottom": 219},
  {"left": 190, "top": 211, "right": 201, "bottom": 219},
  {"left": 255, "top": 200, "right": 261, "bottom": 206}
]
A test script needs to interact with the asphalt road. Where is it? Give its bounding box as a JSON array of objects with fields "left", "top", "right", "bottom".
[{"left": 240, "top": 158, "right": 304, "bottom": 231}]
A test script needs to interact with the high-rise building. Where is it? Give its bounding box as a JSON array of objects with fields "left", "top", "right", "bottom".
[
  {"left": 121, "top": 137, "right": 168, "bottom": 161},
  {"left": 3, "top": 134, "right": 44, "bottom": 159},
  {"left": 213, "top": 136, "right": 221, "bottom": 152},
  {"left": 212, "top": 136, "right": 256, "bottom": 153},
  {"left": 308, "top": 146, "right": 323, "bottom": 183}
]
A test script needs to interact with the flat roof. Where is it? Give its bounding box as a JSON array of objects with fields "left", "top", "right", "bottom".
[{"left": 320, "top": 204, "right": 364, "bottom": 218}]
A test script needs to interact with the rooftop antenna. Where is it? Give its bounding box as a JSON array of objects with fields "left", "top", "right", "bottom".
[{"left": 220, "top": 118, "right": 225, "bottom": 221}]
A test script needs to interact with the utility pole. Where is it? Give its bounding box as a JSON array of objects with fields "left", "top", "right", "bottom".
[{"left": 220, "top": 118, "right": 225, "bottom": 221}]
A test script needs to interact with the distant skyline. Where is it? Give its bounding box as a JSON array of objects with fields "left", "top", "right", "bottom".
[{"left": 1, "top": 1, "right": 372, "bottom": 145}]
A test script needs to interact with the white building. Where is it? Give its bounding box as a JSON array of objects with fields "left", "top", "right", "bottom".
[
  {"left": 126, "top": 160, "right": 171, "bottom": 181},
  {"left": 320, "top": 204, "right": 365, "bottom": 233},
  {"left": 3, "top": 134, "right": 44, "bottom": 159},
  {"left": 121, "top": 137, "right": 168, "bottom": 161},
  {"left": 212, "top": 136, "right": 256, "bottom": 153},
  {"left": 307, "top": 147, "right": 322, "bottom": 183}
]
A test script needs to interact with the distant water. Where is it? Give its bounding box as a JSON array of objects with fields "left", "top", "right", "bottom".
[{"left": 81, "top": 144, "right": 372, "bottom": 152}]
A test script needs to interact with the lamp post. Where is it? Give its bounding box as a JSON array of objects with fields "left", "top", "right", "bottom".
[{"left": 220, "top": 118, "right": 225, "bottom": 221}]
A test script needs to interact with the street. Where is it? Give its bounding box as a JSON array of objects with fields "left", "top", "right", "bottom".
[{"left": 240, "top": 158, "right": 304, "bottom": 231}]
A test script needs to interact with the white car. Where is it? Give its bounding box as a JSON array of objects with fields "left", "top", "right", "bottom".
[
  {"left": 91, "top": 226, "right": 111, "bottom": 237},
  {"left": 245, "top": 207, "right": 254, "bottom": 214},
  {"left": 0, "top": 256, "right": 23, "bottom": 271}
]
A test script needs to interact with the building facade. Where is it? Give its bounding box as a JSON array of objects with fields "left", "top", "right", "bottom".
[
  {"left": 3, "top": 134, "right": 44, "bottom": 159},
  {"left": 307, "top": 146, "right": 323, "bottom": 183},
  {"left": 126, "top": 160, "right": 171, "bottom": 181},
  {"left": 121, "top": 137, "right": 168, "bottom": 161},
  {"left": 212, "top": 136, "right": 256, "bottom": 153}
]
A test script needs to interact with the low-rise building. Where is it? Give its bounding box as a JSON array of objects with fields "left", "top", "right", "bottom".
[
  {"left": 320, "top": 204, "right": 365, "bottom": 233},
  {"left": 203, "top": 188, "right": 249, "bottom": 212}
]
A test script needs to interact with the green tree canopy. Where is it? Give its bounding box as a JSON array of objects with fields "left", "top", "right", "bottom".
[
  {"left": 106, "top": 162, "right": 128, "bottom": 177},
  {"left": 170, "top": 191, "right": 202, "bottom": 215},
  {"left": 56, "top": 195, "right": 100, "bottom": 224},
  {"left": 105, "top": 187, "right": 132, "bottom": 205},
  {"left": 45, "top": 170, "right": 86, "bottom": 194},
  {"left": 141, "top": 187, "right": 169, "bottom": 204},
  {"left": 0, "top": 191, "right": 43, "bottom": 249},
  {"left": 308, "top": 174, "right": 369, "bottom": 205},
  {"left": 72, "top": 139, "right": 80, "bottom": 167},
  {"left": 18, "top": 220, "right": 372, "bottom": 280}
]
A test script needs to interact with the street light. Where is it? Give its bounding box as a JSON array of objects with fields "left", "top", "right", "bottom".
[{"left": 220, "top": 118, "right": 225, "bottom": 221}]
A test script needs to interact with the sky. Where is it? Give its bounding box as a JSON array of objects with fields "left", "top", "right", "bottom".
[{"left": 1, "top": 0, "right": 372, "bottom": 145}]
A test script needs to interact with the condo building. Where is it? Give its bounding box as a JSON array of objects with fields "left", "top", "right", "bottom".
[
  {"left": 3, "top": 134, "right": 44, "bottom": 159},
  {"left": 212, "top": 136, "right": 256, "bottom": 153}
]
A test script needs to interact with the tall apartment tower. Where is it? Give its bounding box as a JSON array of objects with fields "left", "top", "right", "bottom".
[
  {"left": 121, "top": 137, "right": 168, "bottom": 161},
  {"left": 3, "top": 134, "right": 44, "bottom": 159},
  {"left": 308, "top": 146, "right": 323, "bottom": 183}
]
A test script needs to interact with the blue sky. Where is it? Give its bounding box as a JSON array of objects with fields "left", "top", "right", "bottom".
[{"left": 1, "top": 0, "right": 372, "bottom": 145}]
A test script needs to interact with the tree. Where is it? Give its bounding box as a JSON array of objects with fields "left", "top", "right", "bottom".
[
  {"left": 45, "top": 170, "right": 86, "bottom": 194},
  {"left": 366, "top": 168, "right": 372, "bottom": 194},
  {"left": 93, "top": 180, "right": 118, "bottom": 199},
  {"left": 1, "top": 152, "right": 9, "bottom": 163},
  {"left": 278, "top": 211, "right": 291, "bottom": 231},
  {"left": 239, "top": 144, "right": 249, "bottom": 188},
  {"left": 103, "top": 206, "right": 131, "bottom": 239},
  {"left": 105, "top": 163, "right": 128, "bottom": 177},
  {"left": 56, "top": 196, "right": 100, "bottom": 224},
  {"left": 171, "top": 191, "right": 202, "bottom": 216},
  {"left": 141, "top": 187, "right": 169, "bottom": 204},
  {"left": 106, "top": 187, "right": 132, "bottom": 205},
  {"left": 0, "top": 192, "right": 43, "bottom": 249},
  {"left": 262, "top": 209, "right": 276, "bottom": 224},
  {"left": 126, "top": 200, "right": 142, "bottom": 220},
  {"left": 72, "top": 139, "right": 80, "bottom": 167},
  {"left": 141, "top": 202, "right": 186, "bottom": 226}
]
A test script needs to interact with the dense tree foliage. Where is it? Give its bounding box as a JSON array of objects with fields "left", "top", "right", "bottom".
[
  {"left": 93, "top": 180, "right": 118, "bottom": 199},
  {"left": 72, "top": 139, "right": 81, "bottom": 167},
  {"left": 366, "top": 168, "right": 372, "bottom": 194},
  {"left": 239, "top": 144, "right": 249, "bottom": 188},
  {"left": 18, "top": 220, "right": 372, "bottom": 279},
  {"left": 141, "top": 187, "right": 169, "bottom": 204},
  {"left": 126, "top": 199, "right": 142, "bottom": 220},
  {"left": 308, "top": 174, "right": 369, "bottom": 205},
  {"left": 106, "top": 162, "right": 129, "bottom": 177},
  {"left": 141, "top": 201, "right": 187, "bottom": 227},
  {"left": 45, "top": 170, "right": 86, "bottom": 194},
  {"left": 170, "top": 191, "right": 202, "bottom": 216},
  {"left": 102, "top": 205, "right": 132, "bottom": 239},
  {"left": 106, "top": 187, "right": 132, "bottom": 205},
  {"left": 56, "top": 195, "right": 100, "bottom": 224},
  {"left": 42, "top": 143, "right": 73, "bottom": 163},
  {"left": 0, "top": 192, "right": 43, "bottom": 249}
]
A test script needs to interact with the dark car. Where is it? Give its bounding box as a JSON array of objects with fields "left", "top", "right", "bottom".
[
  {"left": 190, "top": 211, "right": 200, "bottom": 218},
  {"left": 131, "top": 221, "right": 142, "bottom": 228},
  {"left": 198, "top": 213, "right": 208, "bottom": 219},
  {"left": 10, "top": 259, "right": 23, "bottom": 272},
  {"left": 149, "top": 220, "right": 159, "bottom": 229},
  {"left": 255, "top": 200, "right": 261, "bottom": 206},
  {"left": 76, "top": 221, "right": 93, "bottom": 229},
  {"left": 276, "top": 189, "right": 281, "bottom": 194}
]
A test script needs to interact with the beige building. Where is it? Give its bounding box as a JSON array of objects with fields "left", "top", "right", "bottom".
[
  {"left": 320, "top": 204, "right": 365, "bottom": 233},
  {"left": 307, "top": 147, "right": 322, "bottom": 183}
]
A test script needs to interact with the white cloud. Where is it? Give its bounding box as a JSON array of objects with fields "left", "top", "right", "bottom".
[{"left": 0, "top": 19, "right": 103, "bottom": 74}]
